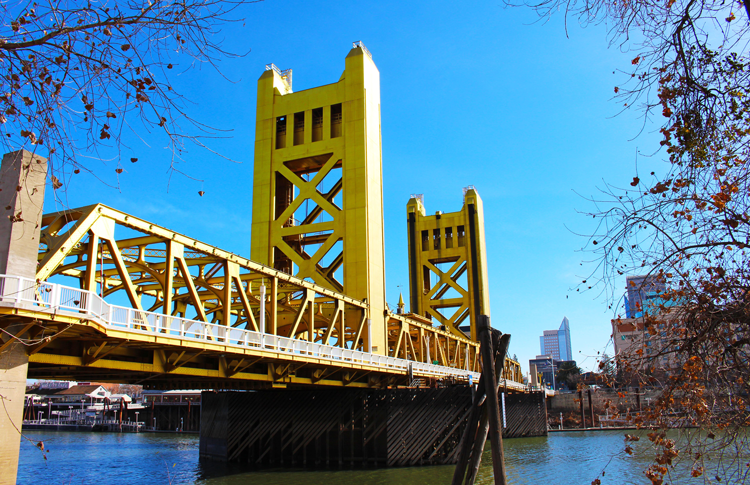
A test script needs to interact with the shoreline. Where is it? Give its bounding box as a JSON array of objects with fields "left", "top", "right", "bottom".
[
  {"left": 548, "top": 426, "right": 639, "bottom": 432},
  {"left": 21, "top": 423, "right": 198, "bottom": 434}
]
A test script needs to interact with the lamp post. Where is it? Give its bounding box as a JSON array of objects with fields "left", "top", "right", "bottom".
[
  {"left": 153, "top": 416, "right": 156, "bottom": 431},
  {"left": 135, "top": 412, "right": 139, "bottom": 432},
  {"left": 68, "top": 406, "right": 73, "bottom": 424},
  {"left": 180, "top": 417, "right": 183, "bottom": 432}
]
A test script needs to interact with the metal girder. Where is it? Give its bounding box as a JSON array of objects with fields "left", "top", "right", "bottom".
[
  {"left": 19, "top": 46, "right": 500, "bottom": 388},
  {"left": 24, "top": 203, "right": 485, "bottom": 387},
  {"left": 37, "top": 204, "right": 370, "bottom": 354},
  {"left": 251, "top": 48, "right": 389, "bottom": 355}
]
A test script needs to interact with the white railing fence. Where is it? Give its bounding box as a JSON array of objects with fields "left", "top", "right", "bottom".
[{"left": 0, "top": 274, "right": 479, "bottom": 381}]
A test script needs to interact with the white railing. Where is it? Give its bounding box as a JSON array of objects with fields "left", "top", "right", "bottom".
[
  {"left": 264, "top": 63, "right": 292, "bottom": 88},
  {"left": 352, "top": 41, "right": 372, "bottom": 59},
  {"left": 0, "top": 274, "right": 479, "bottom": 381}
]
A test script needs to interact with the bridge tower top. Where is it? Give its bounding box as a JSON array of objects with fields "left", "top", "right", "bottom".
[
  {"left": 251, "top": 42, "right": 386, "bottom": 354},
  {"left": 406, "top": 187, "right": 490, "bottom": 342}
]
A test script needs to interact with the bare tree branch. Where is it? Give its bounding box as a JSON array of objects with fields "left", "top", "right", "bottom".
[{"left": 0, "top": 0, "right": 261, "bottom": 189}]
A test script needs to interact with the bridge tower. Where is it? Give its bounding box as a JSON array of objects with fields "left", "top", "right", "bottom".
[
  {"left": 250, "top": 42, "right": 386, "bottom": 354},
  {"left": 406, "top": 188, "right": 490, "bottom": 342}
]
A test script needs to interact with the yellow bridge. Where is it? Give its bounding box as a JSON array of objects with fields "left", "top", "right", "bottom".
[
  {"left": 0, "top": 42, "right": 523, "bottom": 393},
  {"left": 0, "top": 204, "right": 521, "bottom": 389}
]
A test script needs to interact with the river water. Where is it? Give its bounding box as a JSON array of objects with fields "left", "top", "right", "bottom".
[{"left": 15, "top": 429, "right": 748, "bottom": 484}]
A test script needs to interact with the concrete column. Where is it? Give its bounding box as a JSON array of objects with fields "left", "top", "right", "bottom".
[
  {"left": 0, "top": 330, "right": 33, "bottom": 484},
  {"left": 0, "top": 150, "right": 48, "bottom": 277},
  {"left": 0, "top": 149, "right": 47, "bottom": 485}
]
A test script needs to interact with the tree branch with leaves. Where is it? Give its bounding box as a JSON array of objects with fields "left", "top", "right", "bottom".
[
  {"left": 507, "top": 0, "right": 750, "bottom": 481},
  {"left": 0, "top": 0, "right": 259, "bottom": 188}
]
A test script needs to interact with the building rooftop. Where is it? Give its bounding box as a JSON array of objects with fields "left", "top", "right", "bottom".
[{"left": 54, "top": 385, "right": 106, "bottom": 396}]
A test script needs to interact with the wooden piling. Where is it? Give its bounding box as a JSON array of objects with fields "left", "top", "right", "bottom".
[
  {"left": 452, "top": 331, "right": 504, "bottom": 485},
  {"left": 451, "top": 376, "right": 484, "bottom": 485},
  {"left": 579, "top": 389, "right": 585, "bottom": 429},
  {"left": 465, "top": 332, "right": 510, "bottom": 485},
  {"left": 477, "top": 315, "right": 507, "bottom": 485}
]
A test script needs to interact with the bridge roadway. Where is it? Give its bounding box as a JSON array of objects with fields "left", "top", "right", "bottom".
[{"left": 0, "top": 274, "right": 527, "bottom": 391}]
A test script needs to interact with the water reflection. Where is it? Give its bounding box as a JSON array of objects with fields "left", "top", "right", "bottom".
[{"left": 16, "top": 429, "right": 749, "bottom": 484}]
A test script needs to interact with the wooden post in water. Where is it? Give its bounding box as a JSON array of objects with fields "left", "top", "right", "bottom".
[
  {"left": 578, "top": 389, "right": 585, "bottom": 429},
  {"left": 478, "top": 315, "right": 506, "bottom": 484},
  {"left": 452, "top": 368, "right": 486, "bottom": 484},
  {"left": 465, "top": 332, "right": 510, "bottom": 485},
  {"left": 452, "top": 320, "right": 510, "bottom": 485}
]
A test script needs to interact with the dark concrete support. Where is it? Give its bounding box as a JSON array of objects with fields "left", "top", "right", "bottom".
[
  {"left": 201, "top": 385, "right": 548, "bottom": 469},
  {"left": 0, "top": 150, "right": 47, "bottom": 485},
  {"left": 501, "top": 392, "right": 547, "bottom": 438},
  {"left": 200, "top": 387, "right": 474, "bottom": 467}
]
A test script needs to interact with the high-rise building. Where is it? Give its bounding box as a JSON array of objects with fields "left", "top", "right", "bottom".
[
  {"left": 624, "top": 275, "right": 667, "bottom": 318},
  {"left": 539, "top": 317, "right": 572, "bottom": 361},
  {"left": 611, "top": 310, "right": 683, "bottom": 373}
]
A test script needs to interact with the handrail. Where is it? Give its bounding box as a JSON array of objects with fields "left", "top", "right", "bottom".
[
  {"left": 264, "top": 63, "right": 292, "bottom": 88},
  {"left": 352, "top": 41, "right": 372, "bottom": 59},
  {"left": 0, "top": 274, "right": 480, "bottom": 381}
]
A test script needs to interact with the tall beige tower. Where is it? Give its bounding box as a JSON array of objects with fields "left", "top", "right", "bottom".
[
  {"left": 250, "top": 43, "right": 387, "bottom": 354},
  {"left": 0, "top": 150, "right": 47, "bottom": 485}
]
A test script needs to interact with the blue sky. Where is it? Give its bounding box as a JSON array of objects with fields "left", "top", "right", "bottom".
[{"left": 44, "top": 0, "right": 664, "bottom": 374}]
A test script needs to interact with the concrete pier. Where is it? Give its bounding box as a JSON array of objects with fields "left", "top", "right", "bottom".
[
  {"left": 0, "top": 150, "right": 47, "bottom": 485},
  {"left": 200, "top": 387, "right": 474, "bottom": 467},
  {"left": 200, "top": 386, "right": 548, "bottom": 468}
]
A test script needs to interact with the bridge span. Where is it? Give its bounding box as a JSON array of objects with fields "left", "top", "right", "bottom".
[
  {"left": 0, "top": 201, "right": 522, "bottom": 390},
  {"left": 1, "top": 272, "right": 524, "bottom": 389}
]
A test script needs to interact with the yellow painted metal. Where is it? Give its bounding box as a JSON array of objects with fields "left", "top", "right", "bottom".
[
  {"left": 24, "top": 201, "right": 481, "bottom": 387},
  {"left": 37, "top": 203, "right": 368, "bottom": 348},
  {"left": 1, "top": 303, "right": 475, "bottom": 388},
  {"left": 502, "top": 357, "right": 523, "bottom": 384},
  {"left": 406, "top": 188, "right": 490, "bottom": 342},
  {"left": 251, "top": 43, "right": 387, "bottom": 356}
]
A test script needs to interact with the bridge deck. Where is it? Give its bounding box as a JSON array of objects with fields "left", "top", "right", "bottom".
[{"left": 0, "top": 275, "right": 534, "bottom": 390}]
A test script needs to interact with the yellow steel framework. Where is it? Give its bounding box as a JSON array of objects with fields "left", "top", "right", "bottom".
[
  {"left": 1, "top": 203, "right": 485, "bottom": 388},
  {"left": 251, "top": 42, "right": 387, "bottom": 355},
  {"left": 407, "top": 188, "right": 490, "bottom": 342}
]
